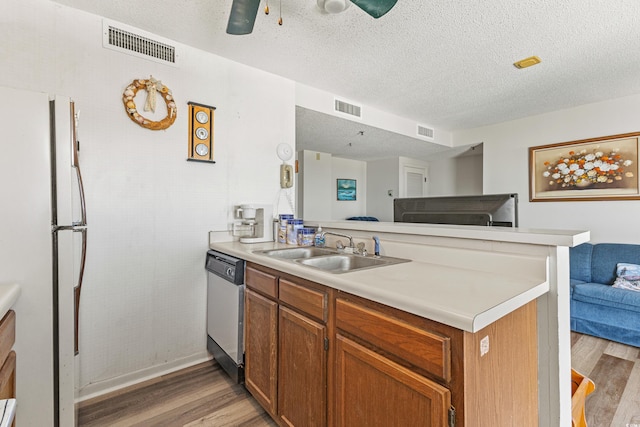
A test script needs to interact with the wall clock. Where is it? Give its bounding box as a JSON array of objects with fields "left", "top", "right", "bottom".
[{"left": 187, "top": 102, "right": 216, "bottom": 163}]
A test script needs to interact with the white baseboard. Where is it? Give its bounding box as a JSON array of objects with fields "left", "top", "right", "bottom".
[{"left": 76, "top": 351, "right": 212, "bottom": 403}]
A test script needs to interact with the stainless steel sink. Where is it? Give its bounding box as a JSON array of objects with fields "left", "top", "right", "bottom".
[
  {"left": 253, "top": 247, "right": 338, "bottom": 259},
  {"left": 254, "top": 246, "right": 411, "bottom": 273},
  {"left": 294, "top": 254, "right": 410, "bottom": 274}
]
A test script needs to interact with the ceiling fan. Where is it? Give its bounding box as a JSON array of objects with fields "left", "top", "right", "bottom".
[{"left": 226, "top": 0, "right": 398, "bottom": 35}]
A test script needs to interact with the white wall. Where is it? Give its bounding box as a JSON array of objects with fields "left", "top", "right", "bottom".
[
  {"left": 331, "top": 157, "right": 367, "bottom": 219},
  {"left": 299, "top": 151, "right": 367, "bottom": 221},
  {"left": 456, "top": 154, "right": 483, "bottom": 195},
  {"left": 455, "top": 94, "right": 640, "bottom": 243},
  {"left": 426, "top": 157, "right": 458, "bottom": 196},
  {"left": 1, "top": 0, "right": 295, "bottom": 422},
  {"left": 425, "top": 154, "right": 482, "bottom": 196},
  {"left": 366, "top": 158, "right": 399, "bottom": 221},
  {"left": 299, "top": 150, "right": 332, "bottom": 220}
]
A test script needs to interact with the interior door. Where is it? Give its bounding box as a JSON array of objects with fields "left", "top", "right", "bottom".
[{"left": 403, "top": 166, "right": 427, "bottom": 198}]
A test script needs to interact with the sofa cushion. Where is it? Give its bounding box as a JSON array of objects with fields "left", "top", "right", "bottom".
[
  {"left": 590, "top": 244, "right": 640, "bottom": 285},
  {"left": 570, "top": 243, "right": 593, "bottom": 283},
  {"left": 572, "top": 282, "right": 640, "bottom": 313},
  {"left": 570, "top": 279, "right": 586, "bottom": 297}
]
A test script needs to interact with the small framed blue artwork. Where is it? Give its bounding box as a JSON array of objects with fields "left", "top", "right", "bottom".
[{"left": 337, "top": 179, "right": 356, "bottom": 201}]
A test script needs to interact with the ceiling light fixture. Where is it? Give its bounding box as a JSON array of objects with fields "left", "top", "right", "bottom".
[
  {"left": 317, "top": 0, "right": 350, "bottom": 14},
  {"left": 513, "top": 56, "right": 541, "bottom": 69}
]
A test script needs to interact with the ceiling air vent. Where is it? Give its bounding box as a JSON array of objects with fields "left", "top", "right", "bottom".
[
  {"left": 102, "top": 20, "right": 179, "bottom": 66},
  {"left": 417, "top": 124, "right": 435, "bottom": 141},
  {"left": 334, "top": 99, "right": 362, "bottom": 118}
]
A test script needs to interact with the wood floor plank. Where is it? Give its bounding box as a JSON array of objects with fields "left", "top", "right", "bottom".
[
  {"left": 130, "top": 383, "right": 263, "bottom": 426},
  {"left": 79, "top": 364, "right": 228, "bottom": 426},
  {"left": 571, "top": 332, "right": 582, "bottom": 347},
  {"left": 184, "top": 397, "right": 276, "bottom": 426},
  {"left": 610, "top": 360, "right": 640, "bottom": 427},
  {"left": 584, "top": 353, "right": 634, "bottom": 426},
  {"left": 110, "top": 375, "right": 235, "bottom": 426},
  {"left": 605, "top": 340, "right": 640, "bottom": 362},
  {"left": 78, "top": 361, "right": 275, "bottom": 427},
  {"left": 571, "top": 332, "right": 640, "bottom": 427},
  {"left": 571, "top": 333, "right": 610, "bottom": 375}
]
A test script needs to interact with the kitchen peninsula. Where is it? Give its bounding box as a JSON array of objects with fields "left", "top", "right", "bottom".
[{"left": 209, "top": 221, "right": 589, "bottom": 426}]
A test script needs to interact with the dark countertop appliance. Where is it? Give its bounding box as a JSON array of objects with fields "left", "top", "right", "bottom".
[{"left": 394, "top": 194, "right": 518, "bottom": 227}]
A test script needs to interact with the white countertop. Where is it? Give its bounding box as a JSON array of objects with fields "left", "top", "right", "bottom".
[
  {"left": 304, "top": 220, "right": 590, "bottom": 247},
  {"left": 0, "top": 284, "right": 20, "bottom": 320},
  {"left": 209, "top": 240, "right": 551, "bottom": 333}
]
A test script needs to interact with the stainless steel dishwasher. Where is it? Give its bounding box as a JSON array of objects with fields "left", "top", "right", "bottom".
[{"left": 205, "top": 249, "right": 245, "bottom": 383}]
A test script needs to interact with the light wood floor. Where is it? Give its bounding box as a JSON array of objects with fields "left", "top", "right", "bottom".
[
  {"left": 571, "top": 332, "right": 640, "bottom": 427},
  {"left": 77, "top": 361, "right": 277, "bottom": 426},
  {"left": 79, "top": 333, "right": 639, "bottom": 426}
]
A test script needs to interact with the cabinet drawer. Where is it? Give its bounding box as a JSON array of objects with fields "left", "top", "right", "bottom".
[
  {"left": 336, "top": 299, "right": 451, "bottom": 382},
  {"left": 0, "top": 310, "right": 16, "bottom": 367},
  {"left": 246, "top": 266, "right": 278, "bottom": 299},
  {"left": 279, "top": 279, "right": 327, "bottom": 322}
]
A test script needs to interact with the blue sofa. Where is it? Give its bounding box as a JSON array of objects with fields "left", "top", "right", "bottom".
[{"left": 570, "top": 243, "right": 640, "bottom": 348}]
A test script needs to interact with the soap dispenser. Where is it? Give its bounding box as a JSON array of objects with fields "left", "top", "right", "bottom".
[{"left": 314, "top": 226, "right": 325, "bottom": 247}]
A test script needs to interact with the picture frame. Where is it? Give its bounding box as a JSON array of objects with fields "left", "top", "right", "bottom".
[
  {"left": 529, "top": 132, "right": 640, "bottom": 202},
  {"left": 337, "top": 179, "right": 357, "bottom": 201}
]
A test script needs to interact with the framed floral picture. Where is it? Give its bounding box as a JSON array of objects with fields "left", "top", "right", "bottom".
[
  {"left": 337, "top": 179, "right": 357, "bottom": 201},
  {"left": 529, "top": 132, "right": 640, "bottom": 202}
]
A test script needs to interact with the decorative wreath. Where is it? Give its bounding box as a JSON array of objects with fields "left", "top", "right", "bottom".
[{"left": 122, "top": 76, "right": 177, "bottom": 130}]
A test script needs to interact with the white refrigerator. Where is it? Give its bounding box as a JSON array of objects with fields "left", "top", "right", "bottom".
[{"left": 0, "top": 86, "right": 86, "bottom": 426}]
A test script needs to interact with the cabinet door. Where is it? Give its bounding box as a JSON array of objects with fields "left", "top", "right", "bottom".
[
  {"left": 278, "top": 305, "right": 326, "bottom": 427},
  {"left": 0, "top": 351, "right": 16, "bottom": 399},
  {"left": 335, "top": 334, "right": 450, "bottom": 427},
  {"left": 244, "top": 288, "right": 278, "bottom": 416}
]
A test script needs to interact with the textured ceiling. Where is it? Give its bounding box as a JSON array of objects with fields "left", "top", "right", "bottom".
[
  {"left": 52, "top": 0, "right": 640, "bottom": 160},
  {"left": 295, "top": 107, "right": 481, "bottom": 161}
]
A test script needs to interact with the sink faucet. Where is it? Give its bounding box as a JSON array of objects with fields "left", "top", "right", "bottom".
[
  {"left": 321, "top": 231, "right": 354, "bottom": 249},
  {"left": 373, "top": 236, "right": 380, "bottom": 256}
]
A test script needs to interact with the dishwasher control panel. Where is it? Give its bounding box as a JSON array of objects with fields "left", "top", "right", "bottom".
[{"left": 206, "top": 250, "right": 244, "bottom": 285}]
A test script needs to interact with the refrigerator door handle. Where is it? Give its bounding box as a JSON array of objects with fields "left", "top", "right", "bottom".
[
  {"left": 70, "top": 102, "right": 87, "bottom": 227},
  {"left": 74, "top": 227, "right": 87, "bottom": 355},
  {"left": 70, "top": 102, "right": 87, "bottom": 355}
]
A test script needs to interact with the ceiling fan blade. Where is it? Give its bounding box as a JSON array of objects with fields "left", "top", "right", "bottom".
[
  {"left": 350, "top": 0, "right": 397, "bottom": 18},
  {"left": 226, "top": 0, "right": 261, "bottom": 35}
]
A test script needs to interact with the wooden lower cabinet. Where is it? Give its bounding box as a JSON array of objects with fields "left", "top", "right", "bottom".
[
  {"left": 244, "top": 288, "right": 278, "bottom": 416},
  {"left": 335, "top": 334, "right": 450, "bottom": 427},
  {"left": 245, "top": 264, "right": 329, "bottom": 426},
  {"left": 335, "top": 293, "right": 539, "bottom": 427},
  {"left": 278, "top": 305, "right": 326, "bottom": 426},
  {"left": 244, "top": 263, "right": 538, "bottom": 427}
]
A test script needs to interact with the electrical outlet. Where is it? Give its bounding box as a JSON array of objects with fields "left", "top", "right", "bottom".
[{"left": 480, "top": 335, "right": 489, "bottom": 357}]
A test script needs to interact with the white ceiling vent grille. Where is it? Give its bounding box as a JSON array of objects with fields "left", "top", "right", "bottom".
[
  {"left": 334, "top": 99, "right": 362, "bottom": 118},
  {"left": 417, "top": 124, "right": 435, "bottom": 141},
  {"left": 102, "top": 20, "right": 179, "bottom": 66}
]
